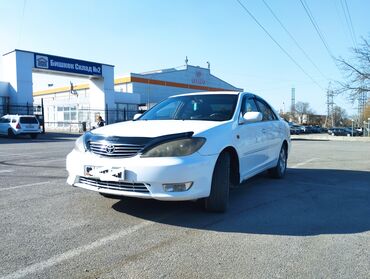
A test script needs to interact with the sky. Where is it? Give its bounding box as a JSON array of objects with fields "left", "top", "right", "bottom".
[{"left": 0, "top": 0, "right": 369, "bottom": 115}]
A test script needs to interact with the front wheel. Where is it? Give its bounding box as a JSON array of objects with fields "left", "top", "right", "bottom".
[
  {"left": 204, "top": 152, "right": 230, "bottom": 212},
  {"left": 269, "top": 145, "right": 287, "bottom": 179}
]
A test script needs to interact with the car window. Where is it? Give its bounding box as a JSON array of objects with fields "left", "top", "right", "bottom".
[
  {"left": 140, "top": 94, "right": 238, "bottom": 121},
  {"left": 241, "top": 96, "right": 258, "bottom": 114},
  {"left": 19, "top": 117, "right": 39, "bottom": 124},
  {"left": 154, "top": 100, "right": 182, "bottom": 119},
  {"left": 255, "top": 99, "right": 277, "bottom": 121},
  {"left": 0, "top": 118, "right": 10, "bottom": 123}
]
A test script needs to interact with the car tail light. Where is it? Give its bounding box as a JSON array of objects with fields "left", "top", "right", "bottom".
[{"left": 16, "top": 123, "right": 21, "bottom": 129}]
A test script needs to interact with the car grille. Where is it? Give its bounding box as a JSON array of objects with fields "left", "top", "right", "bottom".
[
  {"left": 89, "top": 141, "right": 144, "bottom": 157},
  {"left": 79, "top": 177, "right": 150, "bottom": 193}
]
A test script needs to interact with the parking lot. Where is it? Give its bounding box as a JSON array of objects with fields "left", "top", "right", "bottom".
[{"left": 0, "top": 134, "right": 369, "bottom": 279}]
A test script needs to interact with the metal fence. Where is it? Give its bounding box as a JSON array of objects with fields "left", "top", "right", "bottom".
[
  {"left": 1, "top": 102, "right": 140, "bottom": 133},
  {"left": 44, "top": 107, "right": 139, "bottom": 133}
]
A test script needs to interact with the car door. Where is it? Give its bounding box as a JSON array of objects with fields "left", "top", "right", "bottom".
[
  {"left": 235, "top": 95, "right": 269, "bottom": 180},
  {"left": 254, "top": 98, "right": 282, "bottom": 165}
]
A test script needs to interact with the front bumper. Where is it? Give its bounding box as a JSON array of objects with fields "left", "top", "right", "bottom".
[{"left": 66, "top": 149, "right": 218, "bottom": 201}]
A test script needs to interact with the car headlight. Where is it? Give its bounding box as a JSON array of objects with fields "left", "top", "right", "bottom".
[
  {"left": 141, "top": 137, "right": 206, "bottom": 157},
  {"left": 74, "top": 134, "right": 87, "bottom": 152}
]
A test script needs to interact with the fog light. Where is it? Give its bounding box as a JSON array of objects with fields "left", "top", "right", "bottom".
[{"left": 162, "top": 182, "right": 193, "bottom": 192}]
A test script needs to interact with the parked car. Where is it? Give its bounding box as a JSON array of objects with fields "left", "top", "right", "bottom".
[
  {"left": 290, "top": 125, "right": 302, "bottom": 135},
  {"left": 66, "top": 92, "right": 291, "bottom": 212},
  {"left": 0, "top": 114, "right": 42, "bottom": 138},
  {"left": 311, "top": 125, "right": 322, "bottom": 133},
  {"left": 328, "top": 127, "right": 360, "bottom": 136},
  {"left": 345, "top": 128, "right": 363, "bottom": 136}
]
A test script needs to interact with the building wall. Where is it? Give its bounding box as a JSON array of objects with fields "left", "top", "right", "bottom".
[
  {"left": 0, "top": 81, "right": 9, "bottom": 97},
  {"left": 31, "top": 63, "right": 241, "bottom": 131}
]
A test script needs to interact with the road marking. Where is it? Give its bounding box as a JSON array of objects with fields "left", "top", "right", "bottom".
[
  {"left": 0, "top": 181, "right": 50, "bottom": 192},
  {"left": 0, "top": 220, "right": 154, "bottom": 279},
  {"left": 289, "top": 158, "right": 317, "bottom": 168},
  {"left": 0, "top": 170, "right": 14, "bottom": 173}
]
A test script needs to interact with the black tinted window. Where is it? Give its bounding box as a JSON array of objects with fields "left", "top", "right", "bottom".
[
  {"left": 20, "top": 117, "right": 38, "bottom": 124},
  {"left": 0, "top": 118, "right": 10, "bottom": 123},
  {"left": 255, "top": 99, "right": 277, "bottom": 121}
]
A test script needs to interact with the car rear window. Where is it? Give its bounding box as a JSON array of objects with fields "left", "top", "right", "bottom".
[{"left": 20, "top": 117, "right": 39, "bottom": 124}]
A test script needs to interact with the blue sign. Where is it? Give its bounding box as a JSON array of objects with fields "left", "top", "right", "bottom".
[{"left": 34, "top": 53, "right": 102, "bottom": 76}]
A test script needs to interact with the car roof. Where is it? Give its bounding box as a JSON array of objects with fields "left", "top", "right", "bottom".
[
  {"left": 170, "top": 91, "right": 242, "bottom": 98},
  {"left": 2, "top": 114, "right": 37, "bottom": 117}
]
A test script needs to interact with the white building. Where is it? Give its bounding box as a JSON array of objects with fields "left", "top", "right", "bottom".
[{"left": 1, "top": 49, "right": 242, "bottom": 132}]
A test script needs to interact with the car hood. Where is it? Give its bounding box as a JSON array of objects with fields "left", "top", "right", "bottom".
[{"left": 91, "top": 120, "right": 224, "bottom": 138}]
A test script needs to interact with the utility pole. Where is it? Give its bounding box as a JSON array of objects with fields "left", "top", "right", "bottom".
[
  {"left": 358, "top": 92, "right": 367, "bottom": 123},
  {"left": 325, "top": 83, "right": 335, "bottom": 128},
  {"left": 290, "top": 88, "right": 295, "bottom": 114}
]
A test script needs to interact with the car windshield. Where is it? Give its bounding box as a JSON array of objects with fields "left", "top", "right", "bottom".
[{"left": 139, "top": 94, "right": 238, "bottom": 121}]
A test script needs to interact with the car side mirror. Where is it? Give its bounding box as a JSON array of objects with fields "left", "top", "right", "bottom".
[
  {"left": 133, "top": 113, "right": 142, "bottom": 120},
  {"left": 239, "top": 111, "right": 263, "bottom": 124}
]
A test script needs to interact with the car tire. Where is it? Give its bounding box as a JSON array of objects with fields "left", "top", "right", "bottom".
[
  {"left": 204, "top": 152, "right": 230, "bottom": 213},
  {"left": 99, "top": 193, "right": 122, "bottom": 199},
  {"left": 269, "top": 144, "right": 287, "bottom": 179},
  {"left": 30, "top": 134, "right": 38, "bottom": 139},
  {"left": 7, "top": 128, "right": 15, "bottom": 138}
]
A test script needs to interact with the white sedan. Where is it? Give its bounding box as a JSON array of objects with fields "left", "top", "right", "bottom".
[{"left": 66, "top": 92, "right": 290, "bottom": 212}]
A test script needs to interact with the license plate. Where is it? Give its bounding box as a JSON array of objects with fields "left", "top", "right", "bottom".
[
  {"left": 26, "top": 125, "right": 33, "bottom": 128},
  {"left": 84, "top": 165, "right": 125, "bottom": 182}
]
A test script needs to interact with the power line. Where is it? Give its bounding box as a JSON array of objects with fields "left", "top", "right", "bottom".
[
  {"left": 299, "top": 0, "right": 335, "bottom": 60},
  {"left": 261, "top": 0, "right": 329, "bottom": 80},
  {"left": 340, "top": 0, "right": 355, "bottom": 48},
  {"left": 333, "top": 0, "right": 353, "bottom": 48},
  {"left": 342, "top": 0, "right": 358, "bottom": 48},
  {"left": 235, "top": 0, "right": 324, "bottom": 90}
]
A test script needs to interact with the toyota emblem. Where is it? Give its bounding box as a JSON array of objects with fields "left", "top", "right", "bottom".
[{"left": 105, "top": 145, "right": 115, "bottom": 154}]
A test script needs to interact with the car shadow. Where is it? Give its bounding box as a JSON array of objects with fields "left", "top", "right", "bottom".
[
  {"left": 112, "top": 168, "right": 370, "bottom": 236},
  {"left": 291, "top": 138, "right": 330, "bottom": 142},
  {"left": 0, "top": 132, "right": 80, "bottom": 144}
]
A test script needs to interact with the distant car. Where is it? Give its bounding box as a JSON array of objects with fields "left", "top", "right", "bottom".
[
  {"left": 290, "top": 125, "right": 301, "bottom": 135},
  {"left": 345, "top": 128, "right": 362, "bottom": 136},
  {"left": 0, "top": 115, "right": 42, "bottom": 138},
  {"left": 311, "top": 125, "right": 322, "bottom": 133},
  {"left": 321, "top": 127, "right": 328, "bottom": 133},
  {"left": 328, "top": 127, "right": 358, "bottom": 136},
  {"left": 66, "top": 91, "right": 291, "bottom": 212},
  {"left": 300, "top": 125, "right": 315, "bottom": 134}
]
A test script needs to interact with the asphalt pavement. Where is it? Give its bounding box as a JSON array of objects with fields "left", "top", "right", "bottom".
[{"left": 0, "top": 133, "right": 369, "bottom": 279}]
